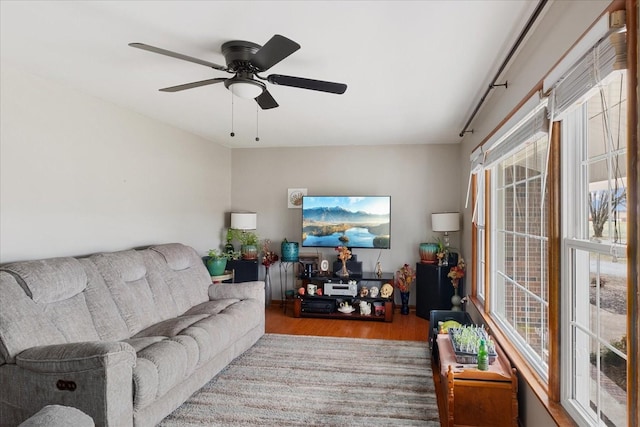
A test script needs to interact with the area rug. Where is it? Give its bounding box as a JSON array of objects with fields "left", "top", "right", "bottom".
[{"left": 159, "top": 333, "right": 439, "bottom": 426}]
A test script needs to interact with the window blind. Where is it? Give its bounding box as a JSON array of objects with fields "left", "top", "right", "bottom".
[
  {"left": 466, "top": 92, "right": 546, "bottom": 221},
  {"left": 484, "top": 107, "right": 549, "bottom": 165},
  {"left": 550, "top": 18, "right": 627, "bottom": 117}
]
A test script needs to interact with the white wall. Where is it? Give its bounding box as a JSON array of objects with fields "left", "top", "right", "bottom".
[
  {"left": 230, "top": 144, "right": 461, "bottom": 304},
  {"left": 457, "top": 1, "right": 611, "bottom": 426},
  {"left": 0, "top": 66, "right": 231, "bottom": 262}
]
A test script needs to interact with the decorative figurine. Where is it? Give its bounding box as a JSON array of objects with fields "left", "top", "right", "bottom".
[
  {"left": 369, "top": 286, "right": 379, "bottom": 298},
  {"left": 380, "top": 283, "right": 393, "bottom": 298},
  {"left": 359, "top": 286, "right": 369, "bottom": 297},
  {"left": 359, "top": 301, "right": 372, "bottom": 315},
  {"left": 375, "top": 261, "right": 383, "bottom": 278}
]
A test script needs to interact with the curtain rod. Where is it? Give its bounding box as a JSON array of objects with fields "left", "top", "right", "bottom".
[{"left": 458, "top": 0, "right": 549, "bottom": 138}]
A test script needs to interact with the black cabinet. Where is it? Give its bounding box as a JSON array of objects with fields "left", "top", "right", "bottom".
[
  {"left": 226, "top": 259, "right": 259, "bottom": 283},
  {"left": 415, "top": 263, "right": 463, "bottom": 319}
]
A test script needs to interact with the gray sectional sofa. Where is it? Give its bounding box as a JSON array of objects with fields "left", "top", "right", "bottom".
[{"left": 0, "top": 243, "right": 265, "bottom": 426}]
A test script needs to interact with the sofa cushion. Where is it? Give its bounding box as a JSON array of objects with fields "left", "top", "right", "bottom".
[
  {"left": 183, "top": 299, "right": 238, "bottom": 317},
  {"left": 123, "top": 336, "right": 167, "bottom": 353},
  {"left": 149, "top": 244, "right": 210, "bottom": 312},
  {"left": 90, "top": 250, "right": 160, "bottom": 336},
  {"left": 150, "top": 243, "right": 192, "bottom": 271},
  {"left": 138, "top": 251, "right": 181, "bottom": 321},
  {"left": 132, "top": 338, "right": 197, "bottom": 410},
  {"left": 41, "top": 292, "right": 100, "bottom": 343},
  {"left": 79, "top": 259, "right": 130, "bottom": 342},
  {"left": 0, "top": 272, "right": 66, "bottom": 363},
  {"left": 2, "top": 257, "right": 86, "bottom": 304},
  {"left": 133, "top": 314, "right": 209, "bottom": 339}
]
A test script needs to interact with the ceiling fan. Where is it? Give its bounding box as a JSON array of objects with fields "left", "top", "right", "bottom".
[{"left": 129, "top": 35, "right": 347, "bottom": 110}]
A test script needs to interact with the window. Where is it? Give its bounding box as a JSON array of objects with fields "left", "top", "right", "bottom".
[
  {"left": 469, "top": 9, "right": 636, "bottom": 426},
  {"left": 491, "top": 133, "right": 550, "bottom": 379},
  {"left": 561, "top": 71, "right": 628, "bottom": 427},
  {"left": 475, "top": 176, "right": 486, "bottom": 302}
]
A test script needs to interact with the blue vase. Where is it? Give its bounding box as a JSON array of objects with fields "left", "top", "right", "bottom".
[{"left": 400, "top": 291, "right": 410, "bottom": 315}]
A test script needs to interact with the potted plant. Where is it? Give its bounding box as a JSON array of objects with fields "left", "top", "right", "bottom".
[
  {"left": 224, "top": 229, "right": 239, "bottom": 254},
  {"left": 206, "top": 249, "right": 231, "bottom": 276},
  {"left": 238, "top": 231, "right": 259, "bottom": 260}
]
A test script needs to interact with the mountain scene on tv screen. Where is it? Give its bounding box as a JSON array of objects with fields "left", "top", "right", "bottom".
[{"left": 302, "top": 206, "right": 390, "bottom": 248}]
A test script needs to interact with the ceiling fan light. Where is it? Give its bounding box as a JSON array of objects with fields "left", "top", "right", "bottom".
[{"left": 228, "top": 80, "right": 264, "bottom": 99}]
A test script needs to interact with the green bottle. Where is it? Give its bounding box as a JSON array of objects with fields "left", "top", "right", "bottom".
[{"left": 477, "top": 339, "right": 489, "bottom": 371}]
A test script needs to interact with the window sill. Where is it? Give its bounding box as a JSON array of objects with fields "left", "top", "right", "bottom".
[{"left": 467, "top": 296, "right": 578, "bottom": 427}]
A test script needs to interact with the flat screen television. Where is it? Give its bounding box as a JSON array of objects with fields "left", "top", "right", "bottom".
[{"left": 301, "top": 196, "right": 391, "bottom": 249}]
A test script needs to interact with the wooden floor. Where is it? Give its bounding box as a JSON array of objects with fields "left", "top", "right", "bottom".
[{"left": 265, "top": 301, "right": 431, "bottom": 341}]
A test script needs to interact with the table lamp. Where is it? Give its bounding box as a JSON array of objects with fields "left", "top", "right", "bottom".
[
  {"left": 230, "top": 212, "right": 258, "bottom": 259},
  {"left": 230, "top": 212, "right": 257, "bottom": 231},
  {"left": 432, "top": 212, "right": 460, "bottom": 265}
]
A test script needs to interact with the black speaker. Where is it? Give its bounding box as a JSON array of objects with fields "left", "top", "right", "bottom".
[{"left": 448, "top": 252, "right": 459, "bottom": 266}]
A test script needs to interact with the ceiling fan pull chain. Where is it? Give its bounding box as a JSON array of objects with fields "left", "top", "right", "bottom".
[
  {"left": 255, "top": 105, "right": 260, "bottom": 142},
  {"left": 230, "top": 92, "right": 235, "bottom": 137}
]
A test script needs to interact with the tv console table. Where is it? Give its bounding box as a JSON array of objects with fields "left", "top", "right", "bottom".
[{"left": 293, "top": 273, "right": 395, "bottom": 322}]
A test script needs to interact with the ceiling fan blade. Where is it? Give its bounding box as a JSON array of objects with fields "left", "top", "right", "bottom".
[
  {"left": 267, "top": 74, "right": 347, "bottom": 94},
  {"left": 129, "top": 43, "right": 227, "bottom": 71},
  {"left": 159, "top": 78, "right": 227, "bottom": 92},
  {"left": 255, "top": 90, "right": 279, "bottom": 110},
  {"left": 250, "top": 35, "right": 300, "bottom": 72}
]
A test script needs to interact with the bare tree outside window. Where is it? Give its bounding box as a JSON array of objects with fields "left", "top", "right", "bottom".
[{"left": 588, "top": 188, "right": 627, "bottom": 240}]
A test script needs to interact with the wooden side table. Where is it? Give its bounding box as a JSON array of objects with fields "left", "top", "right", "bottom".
[
  {"left": 211, "top": 270, "right": 234, "bottom": 284},
  {"left": 434, "top": 334, "right": 518, "bottom": 426}
]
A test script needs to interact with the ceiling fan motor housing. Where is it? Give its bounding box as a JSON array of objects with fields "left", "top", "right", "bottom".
[{"left": 221, "top": 40, "right": 262, "bottom": 72}]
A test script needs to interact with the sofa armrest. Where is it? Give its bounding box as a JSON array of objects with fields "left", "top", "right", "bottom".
[
  {"left": 208, "top": 281, "right": 265, "bottom": 305},
  {"left": 3, "top": 341, "right": 136, "bottom": 426},
  {"left": 16, "top": 341, "right": 136, "bottom": 373}
]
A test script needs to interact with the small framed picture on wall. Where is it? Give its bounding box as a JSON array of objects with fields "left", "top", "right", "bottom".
[{"left": 288, "top": 188, "right": 307, "bottom": 208}]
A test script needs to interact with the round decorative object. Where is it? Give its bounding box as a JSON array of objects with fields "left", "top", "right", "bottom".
[
  {"left": 369, "top": 286, "right": 379, "bottom": 298},
  {"left": 380, "top": 283, "right": 393, "bottom": 298},
  {"left": 320, "top": 259, "right": 329, "bottom": 272},
  {"left": 289, "top": 190, "right": 305, "bottom": 207}
]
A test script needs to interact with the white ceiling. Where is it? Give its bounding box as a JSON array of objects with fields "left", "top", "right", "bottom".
[{"left": 0, "top": 1, "right": 538, "bottom": 148}]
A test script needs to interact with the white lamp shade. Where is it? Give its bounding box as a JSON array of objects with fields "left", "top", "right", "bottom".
[
  {"left": 432, "top": 212, "right": 460, "bottom": 232},
  {"left": 231, "top": 212, "right": 257, "bottom": 230}
]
